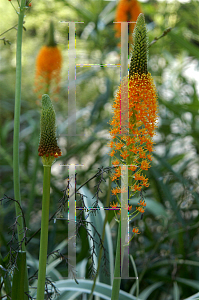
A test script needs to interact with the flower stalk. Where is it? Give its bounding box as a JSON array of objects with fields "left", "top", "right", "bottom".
[
  {"left": 12, "top": 0, "right": 29, "bottom": 298},
  {"left": 13, "top": 0, "right": 26, "bottom": 252},
  {"left": 36, "top": 94, "right": 61, "bottom": 300},
  {"left": 36, "top": 166, "right": 51, "bottom": 300}
]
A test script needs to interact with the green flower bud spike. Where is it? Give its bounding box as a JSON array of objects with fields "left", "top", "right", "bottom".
[
  {"left": 37, "top": 95, "right": 61, "bottom": 300},
  {"left": 46, "top": 20, "right": 57, "bottom": 47},
  {"left": 38, "top": 94, "right": 61, "bottom": 166},
  {"left": 129, "top": 13, "right": 148, "bottom": 78}
]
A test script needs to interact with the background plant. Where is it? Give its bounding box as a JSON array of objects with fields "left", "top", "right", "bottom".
[{"left": 0, "top": 0, "right": 199, "bottom": 299}]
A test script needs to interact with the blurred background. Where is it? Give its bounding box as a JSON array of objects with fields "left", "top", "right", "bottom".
[{"left": 0, "top": 0, "right": 199, "bottom": 299}]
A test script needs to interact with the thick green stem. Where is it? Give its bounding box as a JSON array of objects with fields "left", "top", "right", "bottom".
[
  {"left": 36, "top": 166, "right": 51, "bottom": 300},
  {"left": 111, "top": 214, "right": 128, "bottom": 300},
  {"left": 13, "top": 0, "right": 26, "bottom": 249},
  {"left": 111, "top": 221, "right": 122, "bottom": 299},
  {"left": 12, "top": 1, "right": 29, "bottom": 299},
  {"left": 11, "top": 251, "right": 27, "bottom": 300}
]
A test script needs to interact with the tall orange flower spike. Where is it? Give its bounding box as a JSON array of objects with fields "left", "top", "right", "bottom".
[
  {"left": 115, "top": 0, "right": 142, "bottom": 47},
  {"left": 34, "top": 21, "right": 62, "bottom": 101},
  {"left": 108, "top": 14, "right": 158, "bottom": 196}
]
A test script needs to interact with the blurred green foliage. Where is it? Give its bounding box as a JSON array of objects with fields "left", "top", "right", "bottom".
[{"left": 0, "top": 0, "right": 199, "bottom": 299}]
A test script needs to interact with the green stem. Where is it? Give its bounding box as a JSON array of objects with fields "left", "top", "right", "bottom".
[
  {"left": 111, "top": 212, "right": 128, "bottom": 300},
  {"left": 13, "top": 0, "right": 26, "bottom": 249},
  {"left": 12, "top": 1, "right": 29, "bottom": 299},
  {"left": 36, "top": 166, "right": 51, "bottom": 300},
  {"left": 111, "top": 220, "right": 122, "bottom": 299},
  {"left": 11, "top": 251, "right": 27, "bottom": 300}
]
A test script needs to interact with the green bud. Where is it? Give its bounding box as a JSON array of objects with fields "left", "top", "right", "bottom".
[
  {"left": 129, "top": 13, "right": 148, "bottom": 78},
  {"left": 46, "top": 20, "right": 57, "bottom": 47},
  {"left": 38, "top": 94, "right": 61, "bottom": 166}
]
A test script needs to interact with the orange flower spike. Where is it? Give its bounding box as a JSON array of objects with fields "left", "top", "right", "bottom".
[
  {"left": 109, "top": 14, "right": 158, "bottom": 197},
  {"left": 34, "top": 21, "right": 62, "bottom": 99}
]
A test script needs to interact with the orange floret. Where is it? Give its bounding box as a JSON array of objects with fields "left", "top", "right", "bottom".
[
  {"left": 136, "top": 206, "right": 145, "bottom": 213},
  {"left": 132, "top": 227, "right": 140, "bottom": 234}
]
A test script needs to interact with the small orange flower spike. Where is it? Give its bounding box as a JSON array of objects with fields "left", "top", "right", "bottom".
[
  {"left": 115, "top": 0, "right": 142, "bottom": 48},
  {"left": 34, "top": 21, "right": 62, "bottom": 100}
]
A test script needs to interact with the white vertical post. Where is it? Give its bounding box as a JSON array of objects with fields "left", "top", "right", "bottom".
[{"left": 68, "top": 164, "right": 76, "bottom": 278}]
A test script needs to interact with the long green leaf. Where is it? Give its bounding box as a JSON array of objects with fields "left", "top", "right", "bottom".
[
  {"left": 150, "top": 259, "right": 199, "bottom": 270},
  {"left": 0, "top": 253, "right": 12, "bottom": 298},
  {"left": 173, "top": 281, "right": 180, "bottom": 300},
  {"left": 54, "top": 279, "right": 141, "bottom": 300},
  {"left": 153, "top": 153, "right": 199, "bottom": 206},
  {"left": 58, "top": 290, "right": 82, "bottom": 300},
  {"left": 184, "top": 292, "right": 199, "bottom": 300},
  {"left": 138, "top": 282, "right": 163, "bottom": 300},
  {"left": 176, "top": 277, "right": 199, "bottom": 290},
  {"left": 11, "top": 251, "right": 28, "bottom": 300},
  {"left": 129, "top": 255, "right": 139, "bottom": 297},
  {"left": 150, "top": 167, "right": 184, "bottom": 224},
  {"left": 169, "top": 31, "right": 199, "bottom": 59}
]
